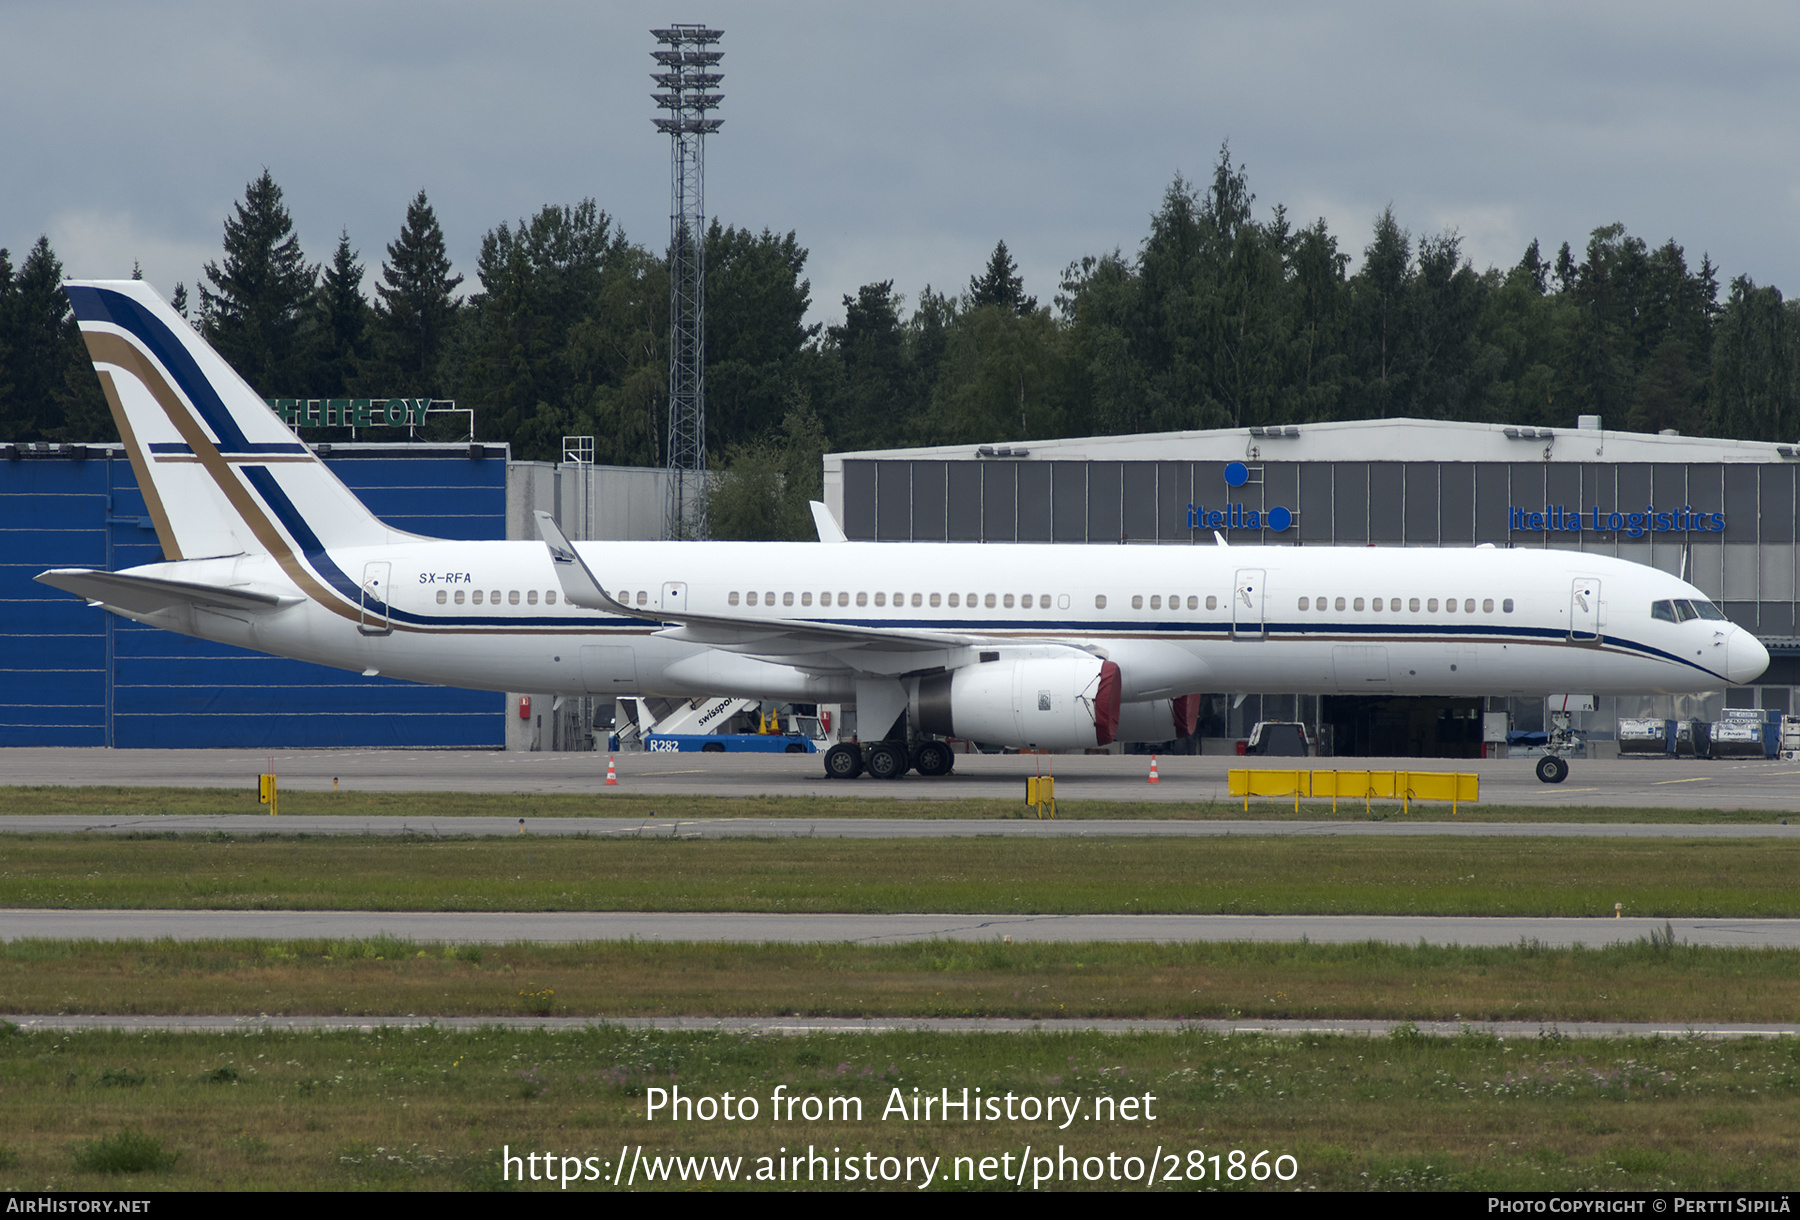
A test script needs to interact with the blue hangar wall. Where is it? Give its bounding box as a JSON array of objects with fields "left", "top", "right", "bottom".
[{"left": 0, "top": 447, "right": 506, "bottom": 748}]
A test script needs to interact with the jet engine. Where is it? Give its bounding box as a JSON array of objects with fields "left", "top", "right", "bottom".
[{"left": 912, "top": 654, "right": 1121, "bottom": 749}]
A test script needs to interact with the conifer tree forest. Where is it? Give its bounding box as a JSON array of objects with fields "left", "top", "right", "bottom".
[{"left": 3, "top": 148, "right": 1797, "bottom": 538}]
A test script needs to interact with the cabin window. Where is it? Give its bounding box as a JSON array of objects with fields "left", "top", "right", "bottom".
[
  {"left": 455, "top": 590, "right": 465, "bottom": 605},
  {"left": 838, "top": 592, "right": 850, "bottom": 607},
  {"left": 1503, "top": 598, "right": 1514, "bottom": 613},
  {"left": 1335, "top": 597, "right": 1346, "bottom": 611},
  {"left": 1206, "top": 595, "right": 1218, "bottom": 611},
  {"left": 1132, "top": 595, "right": 1144, "bottom": 609},
  {"left": 729, "top": 591, "right": 740, "bottom": 606},
  {"left": 1464, "top": 598, "right": 1475, "bottom": 613},
  {"left": 911, "top": 592, "right": 922, "bottom": 607},
  {"left": 1370, "top": 597, "right": 1382, "bottom": 611},
  {"left": 503, "top": 590, "right": 516, "bottom": 605},
  {"left": 546, "top": 590, "right": 557, "bottom": 605},
  {"left": 492, "top": 589, "right": 503, "bottom": 604},
  {"left": 472, "top": 590, "right": 484, "bottom": 605},
  {"left": 1003, "top": 594, "right": 1015, "bottom": 608},
  {"left": 1186, "top": 595, "right": 1197, "bottom": 610},
  {"left": 527, "top": 590, "right": 538, "bottom": 605},
  {"left": 874, "top": 592, "right": 886, "bottom": 607},
  {"left": 856, "top": 592, "right": 868, "bottom": 607},
  {"left": 780, "top": 592, "right": 792, "bottom": 607},
  {"left": 1353, "top": 597, "right": 1364, "bottom": 611},
  {"left": 948, "top": 593, "right": 959, "bottom": 607},
  {"left": 764, "top": 591, "right": 774, "bottom": 606},
  {"left": 1059, "top": 594, "right": 1070, "bottom": 609},
  {"left": 1298, "top": 597, "right": 1309, "bottom": 610},
  {"left": 1444, "top": 597, "right": 1456, "bottom": 613},
  {"left": 1409, "top": 597, "right": 1420, "bottom": 612},
  {"left": 746, "top": 591, "right": 758, "bottom": 606},
  {"left": 1427, "top": 598, "right": 1438, "bottom": 612},
  {"left": 929, "top": 592, "right": 941, "bottom": 607},
  {"left": 1021, "top": 594, "right": 1033, "bottom": 609},
  {"left": 436, "top": 590, "right": 447, "bottom": 604},
  {"left": 1482, "top": 598, "right": 1494, "bottom": 613},
  {"left": 1166, "top": 593, "right": 1178, "bottom": 608},
  {"left": 1095, "top": 594, "right": 1108, "bottom": 609},
  {"left": 1149, "top": 595, "right": 1161, "bottom": 610},
  {"left": 800, "top": 592, "right": 812, "bottom": 607},
  {"left": 984, "top": 593, "right": 997, "bottom": 609}
]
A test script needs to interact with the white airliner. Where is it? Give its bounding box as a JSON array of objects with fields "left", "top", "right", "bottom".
[{"left": 38, "top": 281, "right": 1770, "bottom": 784}]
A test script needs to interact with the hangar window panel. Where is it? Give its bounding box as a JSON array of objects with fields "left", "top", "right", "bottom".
[
  {"left": 1157, "top": 462, "right": 1192, "bottom": 541},
  {"left": 843, "top": 461, "right": 877, "bottom": 540},
  {"left": 1616, "top": 465, "right": 1653, "bottom": 519},
  {"left": 1052, "top": 462, "right": 1087, "bottom": 542},
  {"left": 1299, "top": 465, "right": 1334, "bottom": 544},
  {"left": 1368, "top": 463, "right": 1403, "bottom": 542},
  {"left": 947, "top": 463, "right": 982, "bottom": 541},
  {"left": 1087, "top": 462, "right": 1123, "bottom": 544},
  {"left": 1403, "top": 463, "right": 1438, "bottom": 543},
  {"left": 982, "top": 463, "right": 1017, "bottom": 542},
  {"left": 1760, "top": 545, "right": 1795, "bottom": 604},
  {"left": 1723, "top": 544, "right": 1759, "bottom": 600},
  {"left": 1333, "top": 464, "right": 1369, "bottom": 542},
  {"left": 1474, "top": 463, "right": 1512, "bottom": 543},
  {"left": 912, "top": 461, "right": 948, "bottom": 541},
  {"left": 1582, "top": 465, "right": 1615, "bottom": 523},
  {"left": 1759, "top": 466, "right": 1795, "bottom": 545},
  {"left": 1759, "top": 601, "right": 1796, "bottom": 638},
  {"left": 1723, "top": 601, "right": 1757, "bottom": 632},
  {"left": 1687, "top": 466, "right": 1724, "bottom": 543},
  {"left": 1017, "top": 463, "right": 1052, "bottom": 541},
  {"left": 1723, "top": 465, "right": 1760, "bottom": 543},
  {"left": 1122, "top": 462, "right": 1158, "bottom": 541},
  {"left": 1687, "top": 542, "right": 1724, "bottom": 599},
  {"left": 1653, "top": 463, "right": 1688, "bottom": 512},
  {"left": 1262, "top": 463, "right": 1299, "bottom": 545},
  {"left": 1437, "top": 464, "right": 1474, "bottom": 543},
  {"left": 875, "top": 462, "right": 913, "bottom": 541},
  {"left": 1543, "top": 464, "right": 1579, "bottom": 526}
]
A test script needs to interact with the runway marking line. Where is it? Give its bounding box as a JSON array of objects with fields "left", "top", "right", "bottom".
[{"left": 1652, "top": 777, "right": 1715, "bottom": 785}]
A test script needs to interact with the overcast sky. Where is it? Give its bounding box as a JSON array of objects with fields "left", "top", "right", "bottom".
[{"left": 6, "top": 1, "right": 1798, "bottom": 328}]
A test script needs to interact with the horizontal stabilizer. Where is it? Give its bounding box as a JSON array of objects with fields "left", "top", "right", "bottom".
[{"left": 35, "top": 568, "right": 299, "bottom": 616}]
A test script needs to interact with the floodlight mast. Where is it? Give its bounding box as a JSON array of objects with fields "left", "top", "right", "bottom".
[{"left": 652, "top": 24, "right": 722, "bottom": 541}]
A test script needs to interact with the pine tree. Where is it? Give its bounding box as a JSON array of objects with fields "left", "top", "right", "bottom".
[
  {"left": 312, "top": 231, "right": 371, "bottom": 396},
  {"left": 366, "top": 190, "right": 463, "bottom": 396},
  {"left": 968, "top": 240, "right": 1036, "bottom": 314},
  {"left": 200, "top": 171, "right": 317, "bottom": 393}
]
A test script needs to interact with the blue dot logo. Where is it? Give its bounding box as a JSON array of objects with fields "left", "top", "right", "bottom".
[
  {"left": 1268, "top": 505, "right": 1292, "bottom": 532},
  {"left": 1223, "top": 461, "right": 1249, "bottom": 487}
]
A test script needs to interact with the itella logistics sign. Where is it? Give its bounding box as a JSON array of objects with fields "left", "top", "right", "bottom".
[{"left": 1184, "top": 462, "right": 1295, "bottom": 533}]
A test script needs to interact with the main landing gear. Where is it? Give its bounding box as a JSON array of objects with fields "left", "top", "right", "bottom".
[
  {"left": 1534, "top": 707, "right": 1578, "bottom": 784},
  {"left": 1534, "top": 755, "right": 1569, "bottom": 784},
  {"left": 822, "top": 739, "right": 956, "bottom": 780}
]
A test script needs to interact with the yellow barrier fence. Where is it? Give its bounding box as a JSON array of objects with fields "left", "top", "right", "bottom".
[
  {"left": 1228, "top": 769, "right": 1478, "bottom": 814},
  {"left": 1025, "top": 775, "right": 1056, "bottom": 819}
]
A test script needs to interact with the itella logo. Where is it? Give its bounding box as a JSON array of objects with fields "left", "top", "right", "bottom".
[{"left": 1185, "top": 462, "right": 1294, "bottom": 532}]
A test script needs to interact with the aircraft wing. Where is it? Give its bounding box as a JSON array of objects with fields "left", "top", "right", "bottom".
[
  {"left": 35, "top": 568, "right": 302, "bottom": 616},
  {"left": 534, "top": 511, "right": 1023, "bottom": 662}
]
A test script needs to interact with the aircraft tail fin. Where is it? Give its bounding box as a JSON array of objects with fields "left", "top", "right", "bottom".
[{"left": 63, "top": 280, "right": 404, "bottom": 560}]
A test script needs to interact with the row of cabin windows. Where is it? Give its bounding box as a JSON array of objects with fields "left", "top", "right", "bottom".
[
  {"left": 1297, "top": 596, "right": 1513, "bottom": 614},
  {"left": 727, "top": 591, "right": 1073, "bottom": 610},
  {"left": 435, "top": 589, "right": 558, "bottom": 606}
]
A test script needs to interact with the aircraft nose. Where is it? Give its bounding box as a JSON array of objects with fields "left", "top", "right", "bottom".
[{"left": 1728, "top": 629, "right": 1771, "bottom": 685}]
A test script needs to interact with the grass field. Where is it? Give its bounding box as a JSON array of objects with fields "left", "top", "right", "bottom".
[
  {"left": 0, "top": 784, "right": 1791, "bottom": 823},
  {"left": 1, "top": 1024, "right": 1796, "bottom": 1192},
  {"left": 5, "top": 937, "right": 1800, "bottom": 1024},
  {"left": 2, "top": 832, "right": 1797, "bottom": 917}
]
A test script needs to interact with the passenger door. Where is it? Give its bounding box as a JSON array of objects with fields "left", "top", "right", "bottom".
[{"left": 1232, "top": 568, "right": 1266, "bottom": 639}]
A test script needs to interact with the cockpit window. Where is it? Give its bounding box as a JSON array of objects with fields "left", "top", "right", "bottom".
[
  {"left": 1691, "top": 599, "right": 1728, "bottom": 621},
  {"left": 1651, "top": 600, "right": 1677, "bottom": 623},
  {"left": 1672, "top": 599, "right": 1697, "bottom": 622}
]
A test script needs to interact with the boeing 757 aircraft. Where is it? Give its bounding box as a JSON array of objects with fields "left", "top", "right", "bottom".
[{"left": 37, "top": 281, "right": 1769, "bottom": 784}]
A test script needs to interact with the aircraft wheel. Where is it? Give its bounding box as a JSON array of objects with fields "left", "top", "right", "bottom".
[
  {"left": 701, "top": 742, "right": 725, "bottom": 753},
  {"left": 823, "top": 743, "right": 863, "bottom": 779},
  {"left": 912, "top": 740, "right": 954, "bottom": 777},
  {"left": 1535, "top": 755, "right": 1569, "bottom": 784},
  {"left": 866, "top": 742, "right": 910, "bottom": 780}
]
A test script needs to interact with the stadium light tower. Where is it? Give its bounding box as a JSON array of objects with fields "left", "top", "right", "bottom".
[{"left": 652, "top": 24, "right": 722, "bottom": 540}]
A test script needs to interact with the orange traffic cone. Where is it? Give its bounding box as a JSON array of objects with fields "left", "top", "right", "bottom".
[
  {"left": 1147, "top": 755, "right": 1160, "bottom": 783},
  {"left": 605, "top": 756, "right": 619, "bottom": 786}
]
